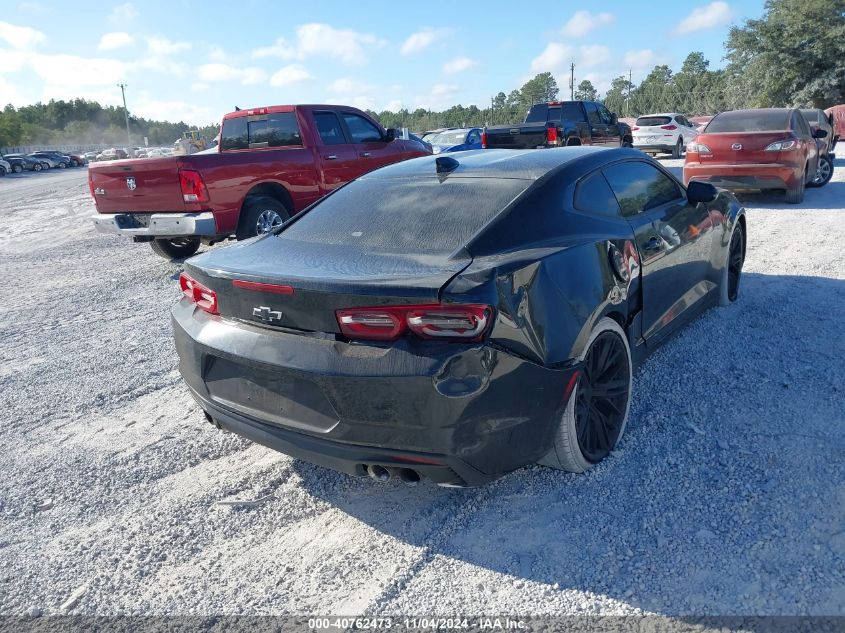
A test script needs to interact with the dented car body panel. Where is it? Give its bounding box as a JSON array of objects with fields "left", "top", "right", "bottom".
[{"left": 172, "top": 147, "right": 745, "bottom": 485}]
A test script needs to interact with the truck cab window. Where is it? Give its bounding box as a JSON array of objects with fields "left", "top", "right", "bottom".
[
  {"left": 342, "top": 113, "right": 383, "bottom": 143},
  {"left": 314, "top": 112, "right": 348, "bottom": 145},
  {"left": 220, "top": 117, "right": 248, "bottom": 150}
]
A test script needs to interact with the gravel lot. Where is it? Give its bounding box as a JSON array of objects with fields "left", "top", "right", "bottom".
[{"left": 0, "top": 160, "right": 843, "bottom": 618}]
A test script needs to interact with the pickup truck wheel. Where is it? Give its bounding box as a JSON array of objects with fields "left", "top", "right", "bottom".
[
  {"left": 150, "top": 238, "right": 201, "bottom": 260},
  {"left": 237, "top": 196, "right": 290, "bottom": 240}
]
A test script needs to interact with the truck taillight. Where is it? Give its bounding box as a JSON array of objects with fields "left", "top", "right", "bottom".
[
  {"left": 179, "top": 170, "right": 209, "bottom": 204},
  {"left": 481, "top": 127, "right": 487, "bottom": 149},
  {"left": 336, "top": 304, "right": 492, "bottom": 342},
  {"left": 179, "top": 272, "right": 218, "bottom": 315},
  {"left": 546, "top": 125, "right": 558, "bottom": 144},
  {"left": 87, "top": 171, "right": 95, "bottom": 198}
]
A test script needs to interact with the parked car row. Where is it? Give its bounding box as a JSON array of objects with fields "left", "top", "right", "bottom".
[{"left": 0, "top": 150, "right": 88, "bottom": 174}]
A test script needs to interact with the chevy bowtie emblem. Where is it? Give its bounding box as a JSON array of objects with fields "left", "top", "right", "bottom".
[
  {"left": 253, "top": 306, "right": 283, "bottom": 322},
  {"left": 731, "top": 143, "right": 742, "bottom": 150},
  {"left": 126, "top": 177, "right": 136, "bottom": 190}
]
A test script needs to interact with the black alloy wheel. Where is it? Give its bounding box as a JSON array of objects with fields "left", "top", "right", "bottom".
[
  {"left": 727, "top": 227, "right": 744, "bottom": 302},
  {"left": 574, "top": 331, "right": 631, "bottom": 463}
]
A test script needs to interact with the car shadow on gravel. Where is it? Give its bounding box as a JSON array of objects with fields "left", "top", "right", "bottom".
[
  {"left": 734, "top": 181, "right": 845, "bottom": 210},
  {"left": 293, "top": 271, "right": 845, "bottom": 615}
]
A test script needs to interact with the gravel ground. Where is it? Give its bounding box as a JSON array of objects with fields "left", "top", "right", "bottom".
[{"left": 0, "top": 161, "right": 843, "bottom": 617}]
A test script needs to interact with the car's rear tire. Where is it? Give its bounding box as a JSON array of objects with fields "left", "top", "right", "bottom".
[
  {"left": 150, "top": 238, "right": 201, "bottom": 260},
  {"left": 236, "top": 195, "right": 290, "bottom": 240},
  {"left": 719, "top": 223, "right": 745, "bottom": 306},
  {"left": 540, "top": 317, "right": 632, "bottom": 473},
  {"left": 672, "top": 137, "right": 684, "bottom": 159},
  {"left": 57, "top": 162, "right": 66, "bottom": 169},
  {"left": 808, "top": 155, "right": 833, "bottom": 188},
  {"left": 33, "top": 163, "right": 42, "bottom": 172},
  {"left": 0, "top": 166, "right": 6, "bottom": 176},
  {"left": 12, "top": 164, "right": 23, "bottom": 173},
  {"left": 785, "top": 169, "right": 805, "bottom": 204}
]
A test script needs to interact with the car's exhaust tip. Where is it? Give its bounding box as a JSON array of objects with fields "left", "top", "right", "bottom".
[
  {"left": 397, "top": 468, "right": 420, "bottom": 486},
  {"left": 366, "top": 464, "right": 391, "bottom": 482}
]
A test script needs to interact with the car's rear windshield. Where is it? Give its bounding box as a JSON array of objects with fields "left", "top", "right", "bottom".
[
  {"left": 430, "top": 131, "right": 467, "bottom": 145},
  {"left": 705, "top": 110, "right": 790, "bottom": 133},
  {"left": 636, "top": 116, "right": 672, "bottom": 127},
  {"left": 278, "top": 177, "right": 531, "bottom": 255},
  {"left": 221, "top": 112, "right": 302, "bottom": 150},
  {"left": 525, "top": 103, "right": 584, "bottom": 123}
]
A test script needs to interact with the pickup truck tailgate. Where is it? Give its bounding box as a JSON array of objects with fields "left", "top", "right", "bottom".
[
  {"left": 90, "top": 157, "right": 186, "bottom": 214},
  {"left": 485, "top": 125, "right": 548, "bottom": 149}
]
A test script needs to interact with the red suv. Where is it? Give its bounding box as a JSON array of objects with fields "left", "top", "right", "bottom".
[{"left": 684, "top": 108, "right": 827, "bottom": 204}]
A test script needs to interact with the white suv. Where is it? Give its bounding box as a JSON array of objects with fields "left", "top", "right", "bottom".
[{"left": 632, "top": 112, "right": 699, "bottom": 158}]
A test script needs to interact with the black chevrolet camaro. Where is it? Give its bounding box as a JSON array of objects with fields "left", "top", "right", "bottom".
[{"left": 172, "top": 148, "right": 746, "bottom": 486}]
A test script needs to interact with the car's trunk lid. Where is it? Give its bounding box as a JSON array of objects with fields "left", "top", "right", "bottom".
[
  {"left": 185, "top": 235, "right": 472, "bottom": 335},
  {"left": 697, "top": 131, "right": 792, "bottom": 163}
]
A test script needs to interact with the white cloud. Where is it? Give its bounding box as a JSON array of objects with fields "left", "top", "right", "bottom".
[
  {"left": 400, "top": 28, "right": 450, "bottom": 55},
  {"left": 443, "top": 57, "right": 477, "bottom": 74},
  {"left": 208, "top": 46, "right": 227, "bottom": 62},
  {"left": 328, "top": 77, "right": 362, "bottom": 94},
  {"left": 674, "top": 1, "right": 733, "bottom": 35},
  {"left": 198, "top": 63, "right": 267, "bottom": 85},
  {"left": 109, "top": 2, "right": 138, "bottom": 24},
  {"left": 0, "top": 48, "right": 29, "bottom": 73},
  {"left": 0, "top": 75, "right": 28, "bottom": 106},
  {"left": 29, "top": 53, "right": 127, "bottom": 87},
  {"left": 147, "top": 36, "right": 191, "bottom": 56},
  {"left": 624, "top": 49, "right": 659, "bottom": 70},
  {"left": 253, "top": 23, "right": 383, "bottom": 66},
  {"left": 191, "top": 82, "right": 208, "bottom": 92},
  {"left": 98, "top": 32, "right": 133, "bottom": 50},
  {"left": 270, "top": 64, "right": 312, "bottom": 87},
  {"left": 578, "top": 44, "right": 610, "bottom": 68},
  {"left": 413, "top": 83, "right": 460, "bottom": 110},
  {"left": 562, "top": 11, "right": 614, "bottom": 37},
  {"left": 384, "top": 99, "right": 403, "bottom": 112},
  {"left": 241, "top": 67, "right": 267, "bottom": 85},
  {"left": 530, "top": 42, "right": 573, "bottom": 74},
  {"left": 132, "top": 98, "right": 215, "bottom": 126},
  {"left": 0, "top": 21, "right": 45, "bottom": 49}
]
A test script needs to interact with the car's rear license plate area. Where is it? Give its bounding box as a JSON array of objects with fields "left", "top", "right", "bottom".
[{"left": 203, "top": 356, "right": 339, "bottom": 433}]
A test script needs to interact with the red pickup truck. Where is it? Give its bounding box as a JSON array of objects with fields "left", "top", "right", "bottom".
[{"left": 89, "top": 104, "right": 430, "bottom": 259}]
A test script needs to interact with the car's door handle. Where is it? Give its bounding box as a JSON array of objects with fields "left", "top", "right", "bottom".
[
  {"left": 643, "top": 236, "right": 662, "bottom": 252},
  {"left": 360, "top": 152, "right": 371, "bottom": 157},
  {"left": 324, "top": 154, "right": 337, "bottom": 160}
]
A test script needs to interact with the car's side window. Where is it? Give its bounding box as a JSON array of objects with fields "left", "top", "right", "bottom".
[
  {"left": 573, "top": 170, "right": 622, "bottom": 217},
  {"left": 248, "top": 112, "right": 302, "bottom": 148},
  {"left": 584, "top": 102, "right": 601, "bottom": 125},
  {"left": 342, "top": 113, "right": 383, "bottom": 143},
  {"left": 220, "top": 116, "right": 248, "bottom": 150},
  {"left": 602, "top": 161, "right": 684, "bottom": 217},
  {"left": 313, "top": 111, "right": 348, "bottom": 146},
  {"left": 597, "top": 104, "right": 613, "bottom": 125},
  {"left": 795, "top": 112, "right": 811, "bottom": 137},
  {"left": 467, "top": 129, "right": 481, "bottom": 145}
]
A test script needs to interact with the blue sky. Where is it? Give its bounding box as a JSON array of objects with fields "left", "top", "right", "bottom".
[{"left": 2, "top": 0, "right": 765, "bottom": 125}]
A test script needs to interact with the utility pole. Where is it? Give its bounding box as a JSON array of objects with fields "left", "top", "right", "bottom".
[
  {"left": 570, "top": 63, "right": 575, "bottom": 100},
  {"left": 627, "top": 68, "right": 632, "bottom": 118},
  {"left": 117, "top": 83, "right": 131, "bottom": 146},
  {"left": 490, "top": 95, "right": 494, "bottom": 125}
]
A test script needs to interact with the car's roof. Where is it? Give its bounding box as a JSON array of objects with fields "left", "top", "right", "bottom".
[
  {"left": 638, "top": 112, "right": 682, "bottom": 117},
  {"left": 361, "top": 147, "right": 612, "bottom": 181}
]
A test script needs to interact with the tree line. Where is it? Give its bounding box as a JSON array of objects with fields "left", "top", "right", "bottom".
[{"left": 1, "top": 0, "right": 841, "bottom": 145}]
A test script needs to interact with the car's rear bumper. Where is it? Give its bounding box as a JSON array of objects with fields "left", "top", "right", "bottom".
[
  {"left": 634, "top": 143, "right": 677, "bottom": 153},
  {"left": 91, "top": 212, "right": 217, "bottom": 237},
  {"left": 684, "top": 162, "right": 800, "bottom": 189},
  {"left": 171, "top": 301, "right": 577, "bottom": 486}
]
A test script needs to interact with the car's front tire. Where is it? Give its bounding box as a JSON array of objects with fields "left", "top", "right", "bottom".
[
  {"left": 33, "top": 163, "right": 42, "bottom": 172},
  {"left": 150, "top": 238, "right": 201, "bottom": 260},
  {"left": 12, "top": 164, "right": 23, "bottom": 173},
  {"left": 541, "top": 317, "right": 632, "bottom": 473}
]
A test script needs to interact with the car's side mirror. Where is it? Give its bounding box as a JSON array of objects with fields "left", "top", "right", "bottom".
[
  {"left": 812, "top": 128, "right": 828, "bottom": 139},
  {"left": 687, "top": 181, "right": 717, "bottom": 204},
  {"left": 385, "top": 128, "right": 397, "bottom": 142}
]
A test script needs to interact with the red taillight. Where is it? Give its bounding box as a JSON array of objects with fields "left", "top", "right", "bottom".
[
  {"left": 546, "top": 125, "right": 558, "bottom": 144},
  {"left": 481, "top": 127, "right": 487, "bottom": 149},
  {"left": 660, "top": 124, "right": 677, "bottom": 130},
  {"left": 179, "top": 169, "right": 209, "bottom": 204},
  {"left": 336, "top": 304, "right": 492, "bottom": 342},
  {"left": 179, "top": 272, "right": 218, "bottom": 315},
  {"left": 232, "top": 280, "right": 294, "bottom": 295},
  {"left": 88, "top": 171, "right": 95, "bottom": 198},
  {"left": 632, "top": 126, "right": 640, "bottom": 131}
]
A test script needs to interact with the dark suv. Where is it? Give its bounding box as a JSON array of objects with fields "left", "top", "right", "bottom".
[{"left": 801, "top": 109, "right": 837, "bottom": 186}]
